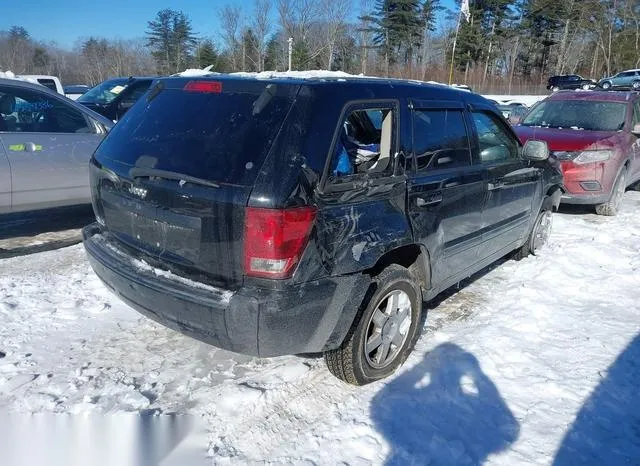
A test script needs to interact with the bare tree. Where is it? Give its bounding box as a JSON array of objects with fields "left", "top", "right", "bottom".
[
  {"left": 321, "top": 0, "right": 350, "bottom": 70},
  {"left": 219, "top": 5, "right": 242, "bottom": 70},
  {"left": 252, "top": 0, "right": 272, "bottom": 71},
  {"left": 277, "top": 0, "right": 321, "bottom": 70}
]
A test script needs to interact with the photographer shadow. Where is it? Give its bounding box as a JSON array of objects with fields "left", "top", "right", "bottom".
[{"left": 371, "top": 343, "right": 520, "bottom": 465}]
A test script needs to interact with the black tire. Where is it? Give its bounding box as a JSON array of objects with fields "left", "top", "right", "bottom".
[
  {"left": 551, "top": 86, "right": 560, "bottom": 92},
  {"left": 324, "top": 264, "right": 422, "bottom": 385},
  {"left": 601, "top": 81, "right": 612, "bottom": 90},
  {"left": 514, "top": 205, "right": 553, "bottom": 260},
  {"left": 596, "top": 167, "right": 627, "bottom": 216},
  {"left": 582, "top": 83, "right": 591, "bottom": 90}
]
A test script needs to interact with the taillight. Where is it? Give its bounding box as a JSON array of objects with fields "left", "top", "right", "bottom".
[
  {"left": 244, "top": 207, "right": 317, "bottom": 279},
  {"left": 183, "top": 81, "right": 222, "bottom": 93}
]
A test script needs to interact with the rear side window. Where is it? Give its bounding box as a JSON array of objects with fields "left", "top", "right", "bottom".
[
  {"left": 120, "top": 82, "right": 152, "bottom": 105},
  {"left": 94, "top": 80, "right": 297, "bottom": 186},
  {"left": 412, "top": 109, "right": 471, "bottom": 171},
  {"left": 38, "top": 79, "right": 57, "bottom": 91},
  {"left": 0, "top": 85, "right": 90, "bottom": 134}
]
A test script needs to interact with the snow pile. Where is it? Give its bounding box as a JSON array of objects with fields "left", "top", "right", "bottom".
[
  {"left": 173, "top": 65, "right": 220, "bottom": 77},
  {"left": 0, "top": 71, "right": 38, "bottom": 84}
]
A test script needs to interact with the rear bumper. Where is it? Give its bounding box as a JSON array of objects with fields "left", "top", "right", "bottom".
[{"left": 83, "top": 224, "right": 370, "bottom": 357}]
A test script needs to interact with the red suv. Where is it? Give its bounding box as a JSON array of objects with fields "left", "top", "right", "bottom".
[{"left": 515, "top": 91, "right": 640, "bottom": 215}]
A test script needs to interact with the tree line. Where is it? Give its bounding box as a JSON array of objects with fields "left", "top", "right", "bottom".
[{"left": 1, "top": 0, "right": 638, "bottom": 94}]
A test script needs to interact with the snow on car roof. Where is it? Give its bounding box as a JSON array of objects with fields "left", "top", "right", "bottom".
[{"left": 0, "top": 70, "right": 38, "bottom": 84}]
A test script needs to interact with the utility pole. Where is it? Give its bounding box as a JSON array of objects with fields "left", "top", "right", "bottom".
[
  {"left": 288, "top": 37, "right": 293, "bottom": 71},
  {"left": 449, "top": 0, "right": 470, "bottom": 85},
  {"left": 448, "top": 9, "right": 462, "bottom": 85}
]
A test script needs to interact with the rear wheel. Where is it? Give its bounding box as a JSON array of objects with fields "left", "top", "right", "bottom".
[
  {"left": 633, "top": 81, "right": 640, "bottom": 90},
  {"left": 551, "top": 86, "right": 560, "bottom": 92},
  {"left": 514, "top": 207, "right": 553, "bottom": 260},
  {"left": 601, "top": 81, "right": 612, "bottom": 90},
  {"left": 582, "top": 83, "right": 591, "bottom": 90},
  {"left": 596, "top": 168, "right": 626, "bottom": 216},
  {"left": 324, "top": 265, "right": 422, "bottom": 385}
]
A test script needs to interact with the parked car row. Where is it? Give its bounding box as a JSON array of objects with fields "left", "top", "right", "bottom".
[{"left": 548, "top": 69, "right": 640, "bottom": 92}]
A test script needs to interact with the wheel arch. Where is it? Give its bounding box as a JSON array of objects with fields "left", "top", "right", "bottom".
[
  {"left": 366, "top": 243, "right": 431, "bottom": 291},
  {"left": 544, "top": 185, "right": 562, "bottom": 212}
]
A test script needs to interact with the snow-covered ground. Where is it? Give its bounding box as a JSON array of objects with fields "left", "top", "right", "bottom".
[{"left": 1, "top": 194, "right": 640, "bottom": 465}]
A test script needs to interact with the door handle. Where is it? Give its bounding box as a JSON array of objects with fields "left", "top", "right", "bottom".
[
  {"left": 8, "top": 143, "right": 42, "bottom": 152},
  {"left": 24, "top": 142, "right": 38, "bottom": 153},
  {"left": 488, "top": 180, "right": 504, "bottom": 191},
  {"left": 416, "top": 193, "right": 443, "bottom": 207}
]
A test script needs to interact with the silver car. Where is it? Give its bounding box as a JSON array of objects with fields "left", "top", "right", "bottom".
[{"left": 0, "top": 78, "right": 113, "bottom": 214}]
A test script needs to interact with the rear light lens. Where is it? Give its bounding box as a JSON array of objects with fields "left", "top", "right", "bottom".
[
  {"left": 244, "top": 207, "right": 317, "bottom": 279},
  {"left": 183, "top": 80, "right": 222, "bottom": 93}
]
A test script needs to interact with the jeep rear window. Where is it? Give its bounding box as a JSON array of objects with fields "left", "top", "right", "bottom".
[{"left": 93, "top": 81, "right": 297, "bottom": 186}]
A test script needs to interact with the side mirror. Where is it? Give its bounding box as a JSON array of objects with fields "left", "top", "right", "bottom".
[
  {"left": 632, "top": 123, "right": 640, "bottom": 136},
  {"left": 523, "top": 140, "right": 549, "bottom": 161}
]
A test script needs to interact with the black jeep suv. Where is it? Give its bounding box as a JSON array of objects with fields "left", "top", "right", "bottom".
[
  {"left": 83, "top": 76, "right": 563, "bottom": 385},
  {"left": 547, "top": 75, "right": 596, "bottom": 92}
]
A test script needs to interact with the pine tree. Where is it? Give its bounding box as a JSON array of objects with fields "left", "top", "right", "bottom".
[
  {"left": 146, "top": 9, "right": 197, "bottom": 75},
  {"left": 195, "top": 40, "right": 220, "bottom": 70},
  {"left": 372, "top": 0, "right": 428, "bottom": 75}
]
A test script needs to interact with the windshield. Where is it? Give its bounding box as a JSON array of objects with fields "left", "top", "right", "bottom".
[
  {"left": 93, "top": 80, "right": 297, "bottom": 186},
  {"left": 78, "top": 78, "right": 128, "bottom": 104},
  {"left": 521, "top": 100, "right": 627, "bottom": 131}
]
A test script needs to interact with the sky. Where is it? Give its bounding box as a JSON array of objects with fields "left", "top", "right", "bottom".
[{"left": 1, "top": 0, "right": 458, "bottom": 50}]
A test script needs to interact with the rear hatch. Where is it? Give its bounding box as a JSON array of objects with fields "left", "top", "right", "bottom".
[{"left": 90, "top": 77, "right": 301, "bottom": 289}]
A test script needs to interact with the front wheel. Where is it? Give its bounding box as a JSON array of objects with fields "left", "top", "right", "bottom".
[
  {"left": 632, "top": 81, "right": 640, "bottom": 90},
  {"left": 596, "top": 168, "right": 626, "bottom": 216},
  {"left": 324, "top": 265, "right": 422, "bottom": 385},
  {"left": 601, "top": 81, "right": 612, "bottom": 90},
  {"left": 582, "top": 83, "right": 592, "bottom": 90},
  {"left": 514, "top": 208, "right": 553, "bottom": 260},
  {"left": 551, "top": 86, "right": 560, "bottom": 92}
]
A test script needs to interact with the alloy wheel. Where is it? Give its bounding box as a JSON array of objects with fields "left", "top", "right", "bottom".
[{"left": 364, "top": 290, "right": 413, "bottom": 369}]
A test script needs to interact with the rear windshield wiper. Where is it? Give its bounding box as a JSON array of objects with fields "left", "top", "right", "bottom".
[{"left": 129, "top": 167, "right": 220, "bottom": 189}]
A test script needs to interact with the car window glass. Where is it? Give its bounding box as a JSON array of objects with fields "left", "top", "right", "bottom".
[
  {"left": 522, "top": 100, "right": 626, "bottom": 131},
  {"left": 472, "top": 111, "right": 519, "bottom": 164},
  {"left": 0, "top": 86, "right": 90, "bottom": 134},
  {"left": 38, "top": 79, "right": 57, "bottom": 91},
  {"left": 412, "top": 109, "right": 470, "bottom": 171},
  {"left": 633, "top": 101, "right": 640, "bottom": 127},
  {"left": 121, "top": 82, "right": 151, "bottom": 104},
  {"left": 330, "top": 106, "right": 394, "bottom": 178}
]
